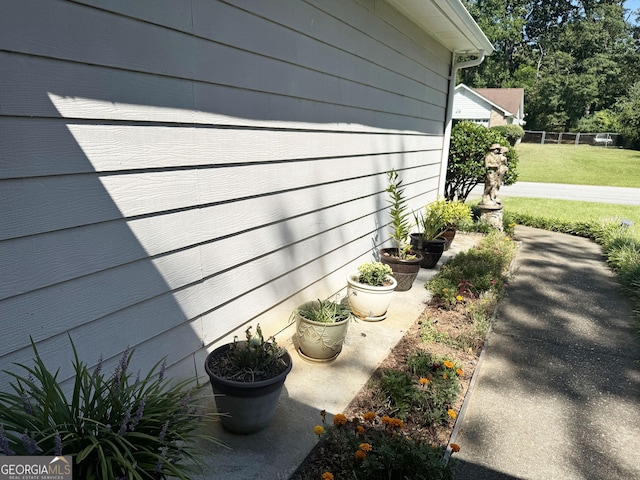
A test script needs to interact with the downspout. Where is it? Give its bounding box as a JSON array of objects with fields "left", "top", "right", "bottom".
[{"left": 437, "top": 50, "right": 486, "bottom": 198}]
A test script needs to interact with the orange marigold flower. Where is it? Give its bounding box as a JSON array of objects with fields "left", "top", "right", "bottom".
[
  {"left": 313, "top": 425, "right": 325, "bottom": 436},
  {"left": 447, "top": 409, "right": 457, "bottom": 419},
  {"left": 442, "top": 373, "right": 447, "bottom": 379},
  {"left": 419, "top": 377, "right": 430, "bottom": 385},
  {"left": 391, "top": 418, "right": 404, "bottom": 428},
  {"left": 363, "top": 411, "right": 376, "bottom": 423},
  {"left": 322, "top": 472, "right": 334, "bottom": 480},
  {"left": 333, "top": 413, "right": 347, "bottom": 426},
  {"left": 456, "top": 368, "right": 464, "bottom": 376},
  {"left": 359, "top": 443, "right": 373, "bottom": 452},
  {"left": 381, "top": 415, "right": 391, "bottom": 425},
  {"left": 356, "top": 425, "right": 365, "bottom": 435},
  {"left": 450, "top": 443, "right": 461, "bottom": 453},
  {"left": 355, "top": 449, "right": 367, "bottom": 460},
  {"left": 443, "top": 360, "right": 454, "bottom": 369}
]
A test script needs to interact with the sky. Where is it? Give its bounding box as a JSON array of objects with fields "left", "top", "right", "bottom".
[{"left": 625, "top": 0, "right": 640, "bottom": 23}]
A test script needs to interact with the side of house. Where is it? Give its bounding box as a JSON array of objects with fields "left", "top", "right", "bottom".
[
  {"left": 453, "top": 83, "right": 525, "bottom": 127},
  {"left": 0, "top": 0, "right": 490, "bottom": 387}
]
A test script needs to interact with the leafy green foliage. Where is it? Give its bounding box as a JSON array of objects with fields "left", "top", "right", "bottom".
[
  {"left": 445, "top": 121, "right": 518, "bottom": 202},
  {"left": 0, "top": 338, "right": 221, "bottom": 480},
  {"left": 385, "top": 170, "right": 414, "bottom": 259},
  {"left": 614, "top": 81, "right": 640, "bottom": 149},
  {"left": 357, "top": 261, "right": 393, "bottom": 287},
  {"left": 415, "top": 199, "right": 473, "bottom": 240},
  {"left": 207, "top": 324, "right": 289, "bottom": 382},
  {"left": 292, "top": 411, "right": 454, "bottom": 480},
  {"left": 296, "top": 299, "right": 353, "bottom": 324},
  {"left": 490, "top": 125, "right": 525, "bottom": 146}
]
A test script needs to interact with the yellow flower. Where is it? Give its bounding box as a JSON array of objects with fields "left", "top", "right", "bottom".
[
  {"left": 356, "top": 425, "right": 365, "bottom": 435},
  {"left": 355, "top": 449, "right": 367, "bottom": 460},
  {"left": 322, "top": 473, "right": 334, "bottom": 480},
  {"left": 456, "top": 368, "right": 464, "bottom": 376},
  {"left": 313, "top": 425, "right": 325, "bottom": 436},
  {"left": 450, "top": 443, "right": 461, "bottom": 453},
  {"left": 443, "top": 360, "right": 455, "bottom": 369},
  {"left": 456, "top": 295, "right": 464, "bottom": 302},
  {"left": 442, "top": 288, "right": 448, "bottom": 292},
  {"left": 359, "top": 443, "right": 373, "bottom": 452},
  {"left": 333, "top": 413, "right": 347, "bottom": 426},
  {"left": 448, "top": 409, "right": 457, "bottom": 419},
  {"left": 442, "top": 373, "right": 447, "bottom": 379},
  {"left": 363, "top": 411, "right": 376, "bottom": 423},
  {"left": 419, "top": 377, "right": 430, "bottom": 385}
]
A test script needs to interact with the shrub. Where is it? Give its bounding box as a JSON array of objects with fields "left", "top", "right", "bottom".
[
  {"left": 446, "top": 121, "right": 519, "bottom": 202},
  {"left": 0, "top": 338, "right": 221, "bottom": 480},
  {"left": 490, "top": 124, "right": 525, "bottom": 146}
]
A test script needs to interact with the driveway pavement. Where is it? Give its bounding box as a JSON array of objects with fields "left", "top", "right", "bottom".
[{"left": 469, "top": 182, "right": 640, "bottom": 206}]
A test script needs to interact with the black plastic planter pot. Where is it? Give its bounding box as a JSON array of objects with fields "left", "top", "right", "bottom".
[
  {"left": 410, "top": 234, "right": 446, "bottom": 269},
  {"left": 205, "top": 343, "right": 293, "bottom": 434}
]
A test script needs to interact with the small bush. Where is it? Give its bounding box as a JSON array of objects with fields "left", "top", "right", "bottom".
[
  {"left": 490, "top": 125, "right": 525, "bottom": 146},
  {"left": 0, "top": 338, "right": 221, "bottom": 480}
]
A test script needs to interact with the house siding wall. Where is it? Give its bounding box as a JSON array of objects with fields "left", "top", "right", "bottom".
[
  {"left": 452, "top": 88, "right": 491, "bottom": 125},
  {"left": 0, "top": 0, "right": 452, "bottom": 386}
]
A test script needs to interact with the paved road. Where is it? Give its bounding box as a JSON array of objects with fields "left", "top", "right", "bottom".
[{"left": 469, "top": 182, "right": 640, "bottom": 206}]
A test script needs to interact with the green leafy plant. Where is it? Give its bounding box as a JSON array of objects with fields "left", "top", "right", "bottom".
[
  {"left": 490, "top": 124, "right": 525, "bottom": 146},
  {"left": 0, "top": 338, "right": 222, "bottom": 480},
  {"left": 206, "top": 324, "right": 289, "bottom": 382},
  {"left": 385, "top": 169, "right": 415, "bottom": 259},
  {"left": 356, "top": 261, "right": 393, "bottom": 287},
  {"left": 295, "top": 299, "right": 353, "bottom": 324},
  {"left": 291, "top": 411, "right": 455, "bottom": 480},
  {"left": 415, "top": 199, "right": 473, "bottom": 240}
]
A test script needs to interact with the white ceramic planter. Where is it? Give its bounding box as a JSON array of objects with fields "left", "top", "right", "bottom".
[
  {"left": 295, "top": 301, "right": 351, "bottom": 362},
  {"left": 346, "top": 271, "right": 397, "bottom": 321}
]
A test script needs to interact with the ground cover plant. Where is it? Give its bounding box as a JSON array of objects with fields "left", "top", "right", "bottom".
[
  {"left": 0, "top": 338, "right": 222, "bottom": 480},
  {"left": 291, "top": 232, "right": 517, "bottom": 480}
]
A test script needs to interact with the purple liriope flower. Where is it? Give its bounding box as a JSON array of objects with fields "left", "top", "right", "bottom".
[
  {"left": 118, "top": 407, "right": 131, "bottom": 435},
  {"left": 21, "top": 392, "right": 33, "bottom": 415},
  {"left": 54, "top": 432, "right": 62, "bottom": 456},
  {"left": 158, "top": 359, "right": 166, "bottom": 381},
  {"left": 158, "top": 420, "right": 169, "bottom": 442},
  {"left": 0, "top": 425, "right": 16, "bottom": 456},
  {"left": 129, "top": 397, "right": 146, "bottom": 432},
  {"left": 93, "top": 355, "right": 103, "bottom": 378},
  {"left": 155, "top": 446, "right": 168, "bottom": 473},
  {"left": 21, "top": 432, "right": 41, "bottom": 455},
  {"left": 105, "top": 424, "right": 112, "bottom": 432},
  {"left": 119, "top": 347, "right": 131, "bottom": 375},
  {"left": 180, "top": 392, "right": 190, "bottom": 410}
]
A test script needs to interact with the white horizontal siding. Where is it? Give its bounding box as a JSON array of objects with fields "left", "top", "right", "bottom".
[
  {"left": 0, "top": 0, "right": 452, "bottom": 388},
  {"left": 453, "top": 89, "right": 492, "bottom": 120}
]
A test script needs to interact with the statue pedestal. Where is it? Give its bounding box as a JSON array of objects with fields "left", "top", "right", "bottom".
[{"left": 477, "top": 203, "right": 503, "bottom": 231}]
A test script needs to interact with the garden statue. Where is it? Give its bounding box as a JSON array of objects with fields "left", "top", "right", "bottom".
[{"left": 480, "top": 143, "right": 509, "bottom": 207}]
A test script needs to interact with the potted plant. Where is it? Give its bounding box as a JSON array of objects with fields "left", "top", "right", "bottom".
[
  {"left": 379, "top": 170, "right": 423, "bottom": 291},
  {"left": 293, "top": 299, "right": 354, "bottom": 362},
  {"left": 437, "top": 199, "right": 472, "bottom": 250},
  {"left": 204, "top": 324, "right": 292, "bottom": 434},
  {"left": 347, "top": 261, "right": 398, "bottom": 321}
]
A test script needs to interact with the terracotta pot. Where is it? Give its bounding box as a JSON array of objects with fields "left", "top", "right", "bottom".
[
  {"left": 379, "top": 248, "right": 423, "bottom": 291},
  {"left": 346, "top": 271, "right": 397, "bottom": 321},
  {"left": 205, "top": 343, "right": 292, "bottom": 434}
]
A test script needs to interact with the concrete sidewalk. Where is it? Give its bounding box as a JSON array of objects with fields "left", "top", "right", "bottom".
[{"left": 453, "top": 226, "right": 640, "bottom": 480}]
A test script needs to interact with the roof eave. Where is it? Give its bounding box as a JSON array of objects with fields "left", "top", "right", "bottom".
[{"left": 387, "top": 0, "right": 494, "bottom": 54}]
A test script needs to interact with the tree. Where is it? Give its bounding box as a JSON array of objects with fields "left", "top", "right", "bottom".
[
  {"left": 445, "top": 122, "right": 519, "bottom": 202},
  {"left": 614, "top": 81, "right": 640, "bottom": 148}
]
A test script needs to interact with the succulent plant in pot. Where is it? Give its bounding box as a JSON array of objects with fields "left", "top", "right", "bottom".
[
  {"left": 293, "top": 299, "right": 354, "bottom": 362},
  {"left": 204, "top": 324, "right": 292, "bottom": 434},
  {"left": 347, "top": 261, "right": 397, "bottom": 321},
  {"left": 379, "top": 170, "right": 423, "bottom": 291}
]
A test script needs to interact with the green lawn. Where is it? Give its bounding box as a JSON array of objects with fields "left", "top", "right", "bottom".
[{"left": 515, "top": 143, "right": 640, "bottom": 187}]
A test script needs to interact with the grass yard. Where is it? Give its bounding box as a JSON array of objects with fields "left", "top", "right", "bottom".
[{"left": 515, "top": 143, "right": 640, "bottom": 187}]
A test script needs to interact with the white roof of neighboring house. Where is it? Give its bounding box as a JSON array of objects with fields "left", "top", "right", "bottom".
[{"left": 388, "top": 0, "right": 494, "bottom": 53}]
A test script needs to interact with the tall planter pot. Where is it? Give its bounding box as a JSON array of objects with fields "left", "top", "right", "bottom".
[
  {"left": 204, "top": 343, "right": 292, "bottom": 434},
  {"left": 440, "top": 228, "right": 457, "bottom": 251},
  {"left": 410, "top": 234, "right": 446, "bottom": 269},
  {"left": 294, "top": 301, "right": 350, "bottom": 362},
  {"left": 379, "top": 248, "right": 423, "bottom": 292},
  {"left": 346, "top": 271, "right": 397, "bottom": 321}
]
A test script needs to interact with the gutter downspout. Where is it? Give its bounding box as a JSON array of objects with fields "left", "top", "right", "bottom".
[{"left": 437, "top": 50, "right": 486, "bottom": 198}]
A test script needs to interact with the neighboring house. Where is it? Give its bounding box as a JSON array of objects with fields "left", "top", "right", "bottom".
[
  {"left": 453, "top": 83, "right": 525, "bottom": 127},
  {"left": 0, "top": 0, "right": 492, "bottom": 387}
]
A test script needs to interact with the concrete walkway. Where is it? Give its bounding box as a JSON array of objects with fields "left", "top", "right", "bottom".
[{"left": 453, "top": 226, "right": 640, "bottom": 480}]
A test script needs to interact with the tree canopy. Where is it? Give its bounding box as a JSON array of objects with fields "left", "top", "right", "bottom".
[{"left": 460, "top": 0, "right": 640, "bottom": 147}]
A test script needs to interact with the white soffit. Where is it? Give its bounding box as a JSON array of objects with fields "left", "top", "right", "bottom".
[{"left": 387, "top": 0, "right": 494, "bottom": 54}]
